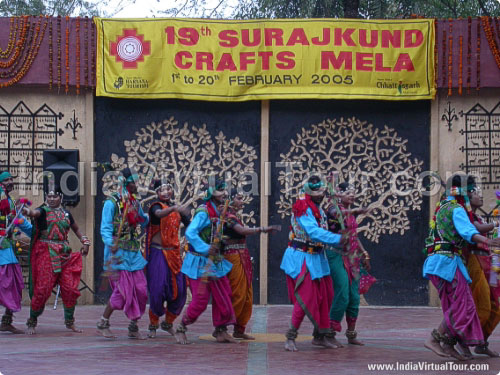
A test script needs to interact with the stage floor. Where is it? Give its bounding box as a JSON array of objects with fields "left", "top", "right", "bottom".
[{"left": 0, "top": 305, "right": 499, "bottom": 375}]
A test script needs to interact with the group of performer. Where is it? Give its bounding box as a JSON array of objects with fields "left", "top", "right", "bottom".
[
  {"left": 2, "top": 166, "right": 498, "bottom": 360},
  {"left": 0, "top": 166, "right": 376, "bottom": 351},
  {"left": 95, "top": 170, "right": 376, "bottom": 348},
  {"left": 423, "top": 173, "right": 500, "bottom": 360},
  {"left": 281, "top": 175, "right": 375, "bottom": 351},
  {"left": 0, "top": 170, "right": 90, "bottom": 335},
  {"left": 95, "top": 168, "right": 280, "bottom": 343}
]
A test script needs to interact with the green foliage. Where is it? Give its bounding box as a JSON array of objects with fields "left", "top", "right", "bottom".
[
  {"left": 234, "top": 0, "right": 344, "bottom": 18},
  {"left": 0, "top": 0, "right": 132, "bottom": 17},
  {"left": 233, "top": 0, "right": 500, "bottom": 19}
]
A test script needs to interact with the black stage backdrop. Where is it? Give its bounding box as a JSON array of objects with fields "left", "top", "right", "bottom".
[
  {"left": 94, "top": 97, "right": 262, "bottom": 302},
  {"left": 94, "top": 97, "right": 430, "bottom": 305},
  {"left": 267, "top": 100, "right": 430, "bottom": 305}
]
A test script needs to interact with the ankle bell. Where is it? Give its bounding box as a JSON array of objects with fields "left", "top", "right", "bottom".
[
  {"left": 128, "top": 321, "right": 139, "bottom": 333},
  {"left": 1, "top": 314, "right": 13, "bottom": 326},
  {"left": 345, "top": 329, "right": 357, "bottom": 340},
  {"left": 97, "top": 319, "right": 110, "bottom": 330},
  {"left": 286, "top": 327, "right": 298, "bottom": 340}
]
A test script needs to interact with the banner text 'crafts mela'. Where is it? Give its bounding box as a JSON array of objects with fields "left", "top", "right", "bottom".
[{"left": 96, "top": 18, "right": 435, "bottom": 101}]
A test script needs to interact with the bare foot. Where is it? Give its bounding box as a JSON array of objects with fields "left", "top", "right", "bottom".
[
  {"left": 148, "top": 329, "right": 157, "bottom": 338},
  {"left": 160, "top": 322, "right": 176, "bottom": 336},
  {"left": 66, "top": 324, "right": 83, "bottom": 333},
  {"left": 175, "top": 331, "right": 190, "bottom": 345},
  {"left": 233, "top": 332, "right": 255, "bottom": 340},
  {"left": 348, "top": 337, "right": 364, "bottom": 346},
  {"left": 312, "top": 336, "right": 336, "bottom": 349},
  {"left": 216, "top": 330, "right": 238, "bottom": 343},
  {"left": 424, "top": 336, "right": 449, "bottom": 358},
  {"left": 0, "top": 323, "right": 24, "bottom": 334},
  {"left": 97, "top": 327, "right": 116, "bottom": 339},
  {"left": 285, "top": 339, "right": 298, "bottom": 351},
  {"left": 128, "top": 330, "right": 147, "bottom": 340},
  {"left": 164, "top": 327, "right": 175, "bottom": 336},
  {"left": 326, "top": 336, "right": 343, "bottom": 348},
  {"left": 442, "top": 343, "right": 468, "bottom": 361},
  {"left": 475, "top": 344, "right": 500, "bottom": 357},
  {"left": 26, "top": 326, "right": 36, "bottom": 335}
]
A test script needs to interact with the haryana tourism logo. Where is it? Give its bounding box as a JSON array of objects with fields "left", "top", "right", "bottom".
[{"left": 110, "top": 29, "right": 151, "bottom": 69}]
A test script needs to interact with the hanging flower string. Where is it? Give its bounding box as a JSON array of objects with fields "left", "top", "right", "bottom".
[
  {"left": 0, "top": 16, "right": 29, "bottom": 69},
  {"left": 57, "top": 15, "right": 61, "bottom": 91},
  {"left": 477, "top": 17, "right": 481, "bottom": 91},
  {"left": 467, "top": 17, "right": 472, "bottom": 94},
  {"left": 2, "top": 17, "right": 20, "bottom": 59},
  {"left": 448, "top": 18, "right": 453, "bottom": 96},
  {"left": 91, "top": 19, "right": 96, "bottom": 87},
  {"left": 65, "top": 16, "right": 70, "bottom": 94},
  {"left": 76, "top": 16, "right": 80, "bottom": 95},
  {"left": 481, "top": 16, "right": 500, "bottom": 70},
  {"left": 84, "top": 16, "right": 89, "bottom": 89},
  {"left": 0, "top": 16, "right": 48, "bottom": 88},
  {"left": 48, "top": 17, "right": 53, "bottom": 90},
  {"left": 0, "top": 17, "right": 18, "bottom": 59},
  {"left": 441, "top": 27, "right": 447, "bottom": 87},
  {"left": 0, "top": 15, "right": 101, "bottom": 91},
  {"left": 434, "top": 19, "right": 438, "bottom": 91},
  {"left": 495, "top": 17, "right": 500, "bottom": 50},
  {"left": 0, "top": 16, "right": 34, "bottom": 80}
]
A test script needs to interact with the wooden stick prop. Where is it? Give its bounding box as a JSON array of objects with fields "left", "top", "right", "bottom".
[
  {"left": 326, "top": 172, "right": 345, "bottom": 231},
  {"left": 0, "top": 198, "right": 32, "bottom": 244},
  {"left": 199, "top": 199, "right": 230, "bottom": 286},
  {"left": 111, "top": 197, "right": 130, "bottom": 254},
  {"left": 211, "top": 199, "right": 230, "bottom": 261},
  {"left": 104, "top": 196, "right": 130, "bottom": 273},
  {"left": 53, "top": 285, "right": 61, "bottom": 310}
]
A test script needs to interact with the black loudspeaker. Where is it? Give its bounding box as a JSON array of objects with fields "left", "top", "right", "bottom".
[{"left": 43, "top": 149, "right": 80, "bottom": 207}]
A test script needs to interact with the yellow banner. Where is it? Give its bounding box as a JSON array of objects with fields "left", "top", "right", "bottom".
[{"left": 95, "top": 18, "right": 435, "bottom": 101}]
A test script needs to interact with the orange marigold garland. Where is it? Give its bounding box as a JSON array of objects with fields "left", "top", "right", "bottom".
[
  {"left": 477, "top": 17, "right": 481, "bottom": 91},
  {"left": 0, "top": 16, "right": 48, "bottom": 88},
  {"left": 57, "top": 15, "right": 61, "bottom": 91},
  {"left": 448, "top": 18, "right": 453, "bottom": 96},
  {"left": 48, "top": 16, "right": 53, "bottom": 90},
  {"left": 65, "top": 16, "right": 70, "bottom": 94},
  {"left": 495, "top": 17, "right": 500, "bottom": 48},
  {"left": 467, "top": 17, "right": 472, "bottom": 94},
  {"left": 0, "top": 16, "right": 31, "bottom": 79},
  {"left": 84, "top": 16, "right": 89, "bottom": 89},
  {"left": 0, "top": 16, "right": 33, "bottom": 78},
  {"left": 481, "top": 16, "right": 500, "bottom": 70},
  {"left": 91, "top": 18, "right": 95, "bottom": 87},
  {"left": 0, "top": 15, "right": 29, "bottom": 69},
  {"left": 441, "top": 27, "right": 447, "bottom": 86},
  {"left": 0, "top": 17, "right": 17, "bottom": 59},
  {"left": 434, "top": 19, "right": 438, "bottom": 91},
  {"left": 76, "top": 16, "right": 80, "bottom": 95}
]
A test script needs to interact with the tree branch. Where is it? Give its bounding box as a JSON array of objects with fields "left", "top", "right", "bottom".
[{"left": 476, "top": 0, "right": 491, "bottom": 16}]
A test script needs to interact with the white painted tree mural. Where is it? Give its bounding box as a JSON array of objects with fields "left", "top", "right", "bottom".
[
  {"left": 277, "top": 117, "right": 424, "bottom": 242},
  {"left": 103, "top": 116, "right": 258, "bottom": 223}
]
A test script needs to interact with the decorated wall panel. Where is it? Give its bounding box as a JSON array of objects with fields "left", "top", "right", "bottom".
[
  {"left": 0, "top": 87, "right": 94, "bottom": 304},
  {"left": 433, "top": 88, "right": 500, "bottom": 221}
]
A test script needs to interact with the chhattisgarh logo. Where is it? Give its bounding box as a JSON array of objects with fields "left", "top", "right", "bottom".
[{"left": 110, "top": 29, "right": 151, "bottom": 69}]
